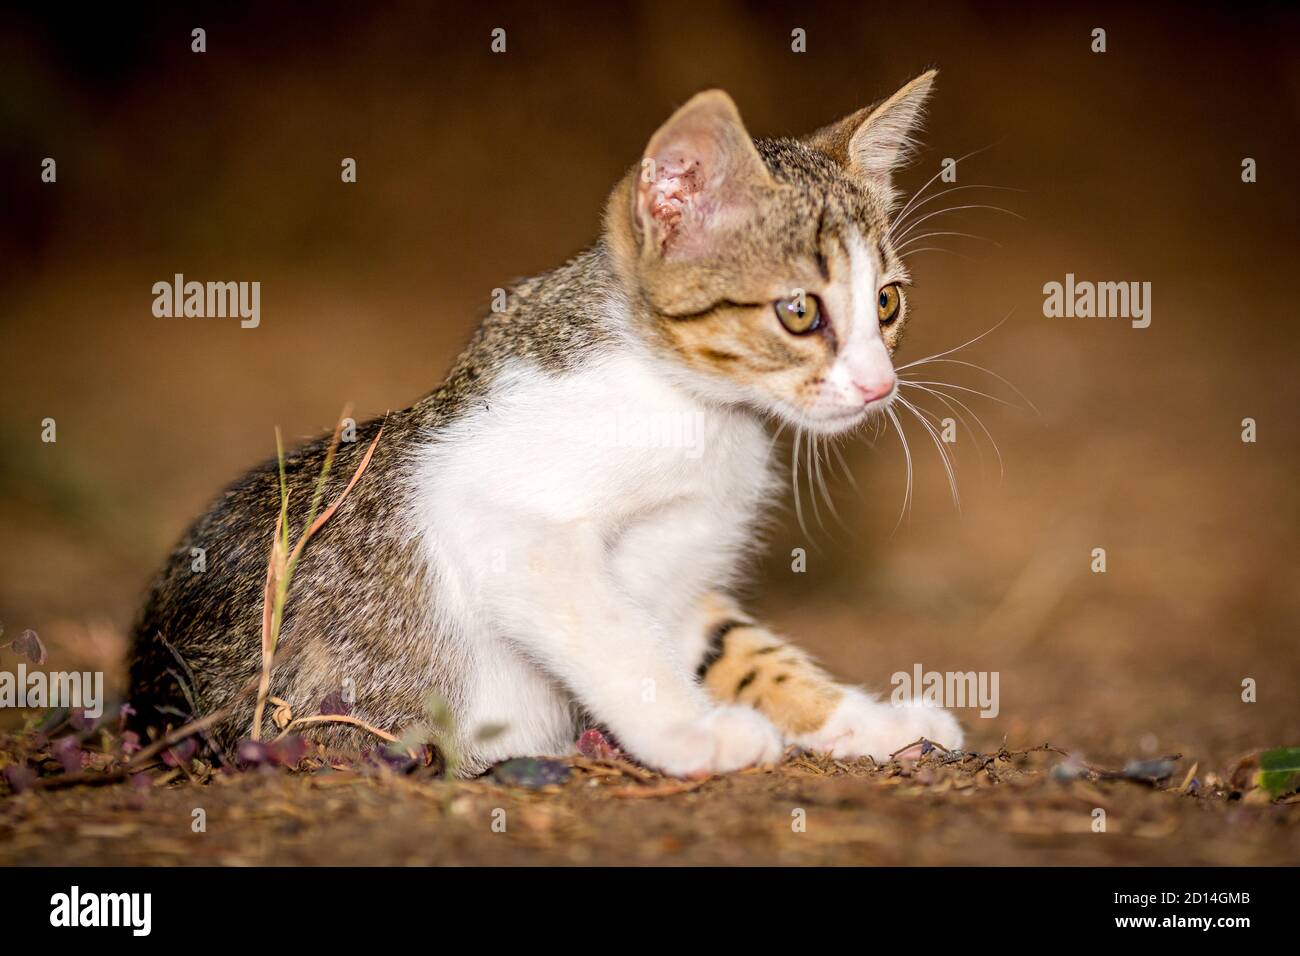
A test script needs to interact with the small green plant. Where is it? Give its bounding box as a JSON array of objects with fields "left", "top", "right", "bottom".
[
  {"left": 250, "top": 408, "right": 383, "bottom": 741},
  {"left": 1256, "top": 746, "right": 1300, "bottom": 799}
]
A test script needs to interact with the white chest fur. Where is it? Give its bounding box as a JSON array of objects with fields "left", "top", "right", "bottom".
[{"left": 407, "top": 351, "right": 775, "bottom": 769}]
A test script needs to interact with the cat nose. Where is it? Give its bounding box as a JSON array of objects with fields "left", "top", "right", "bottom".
[{"left": 854, "top": 376, "right": 896, "bottom": 404}]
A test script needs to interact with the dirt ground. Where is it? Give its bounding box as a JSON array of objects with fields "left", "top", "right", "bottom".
[
  {"left": 2, "top": 4, "right": 1297, "bottom": 866},
  {"left": 1, "top": 742, "right": 1295, "bottom": 867}
]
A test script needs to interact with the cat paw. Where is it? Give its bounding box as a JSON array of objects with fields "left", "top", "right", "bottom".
[
  {"left": 639, "top": 705, "right": 784, "bottom": 778},
  {"left": 790, "top": 689, "right": 964, "bottom": 760}
]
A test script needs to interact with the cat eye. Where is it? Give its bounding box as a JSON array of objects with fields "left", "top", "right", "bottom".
[
  {"left": 877, "top": 284, "right": 902, "bottom": 325},
  {"left": 774, "top": 294, "right": 823, "bottom": 335}
]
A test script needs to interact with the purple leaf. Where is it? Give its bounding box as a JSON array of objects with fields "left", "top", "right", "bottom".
[
  {"left": 577, "top": 728, "right": 622, "bottom": 761},
  {"left": 3, "top": 765, "right": 36, "bottom": 792},
  {"left": 267, "top": 735, "right": 310, "bottom": 767},
  {"left": 119, "top": 731, "right": 142, "bottom": 756},
  {"left": 161, "top": 737, "right": 197, "bottom": 768},
  {"left": 53, "top": 736, "right": 82, "bottom": 774},
  {"left": 365, "top": 743, "right": 421, "bottom": 773},
  {"left": 11, "top": 629, "right": 47, "bottom": 665},
  {"left": 236, "top": 739, "right": 270, "bottom": 766}
]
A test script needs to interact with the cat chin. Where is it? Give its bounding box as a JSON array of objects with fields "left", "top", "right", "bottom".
[{"left": 779, "top": 403, "right": 874, "bottom": 437}]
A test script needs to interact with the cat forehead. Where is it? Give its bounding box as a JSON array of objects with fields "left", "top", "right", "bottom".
[
  {"left": 752, "top": 137, "right": 892, "bottom": 244},
  {"left": 755, "top": 137, "right": 844, "bottom": 186}
]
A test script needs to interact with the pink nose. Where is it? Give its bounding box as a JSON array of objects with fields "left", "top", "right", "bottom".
[{"left": 854, "top": 377, "right": 896, "bottom": 404}]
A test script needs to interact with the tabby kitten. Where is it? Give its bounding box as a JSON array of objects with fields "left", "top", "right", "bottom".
[{"left": 128, "top": 71, "right": 962, "bottom": 777}]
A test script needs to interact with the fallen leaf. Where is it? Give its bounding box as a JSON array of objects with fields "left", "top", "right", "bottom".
[
  {"left": 492, "top": 757, "right": 571, "bottom": 789},
  {"left": 9, "top": 629, "right": 48, "bottom": 665},
  {"left": 1255, "top": 746, "right": 1300, "bottom": 799},
  {"left": 1121, "top": 758, "right": 1177, "bottom": 783},
  {"left": 2, "top": 764, "right": 35, "bottom": 792},
  {"left": 576, "top": 728, "right": 622, "bottom": 761}
]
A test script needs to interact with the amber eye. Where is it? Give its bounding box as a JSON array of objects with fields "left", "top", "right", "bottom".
[
  {"left": 774, "top": 294, "right": 823, "bottom": 335},
  {"left": 877, "top": 284, "right": 902, "bottom": 325}
]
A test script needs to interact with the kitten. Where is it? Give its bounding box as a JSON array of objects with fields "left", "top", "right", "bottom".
[{"left": 128, "top": 71, "right": 962, "bottom": 777}]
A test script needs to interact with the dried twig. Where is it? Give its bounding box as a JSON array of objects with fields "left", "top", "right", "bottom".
[
  {"left": 569, "top": 756, "right": 657, "bottom": 783},
  {"left": 274, "top": 714, "right": 400, "bottom": 745},
  {"left": 605, "top": 778, "right": 710, "bottom": 799},
  {"left": 889, "top": 736, "right": 951, "bottom": 760},
  {"left": 251, "top": 411, "right": 385, "bottom": 740}
]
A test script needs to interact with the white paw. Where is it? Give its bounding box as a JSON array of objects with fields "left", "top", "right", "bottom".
[
  {"left": 790, "top": 689, "right": 964, "bottom": 761},
  {"left": 638, "top": 705, "right": 784, "bottom": 778}
]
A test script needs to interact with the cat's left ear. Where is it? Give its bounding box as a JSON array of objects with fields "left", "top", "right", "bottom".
[
  {"left": 635, "top": 90, "right": 774, "bottom": 260},
  {"left": 806, "top": 70, "right": 936, "bottom": 208}
]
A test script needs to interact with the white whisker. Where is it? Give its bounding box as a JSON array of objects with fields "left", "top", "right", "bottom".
[
  {"left": 899, "top": 379, "right": 1019, "bottom": 409},
  {"left": 897, "top": 246, "right": 975, "bottom": 263},
  {"left": 902, "top": 357, "right": 1041, "bottom": 418},
  {"left": 896, "top": 395, "right": 960, "bottom": 512},
  {"left": 791, "top": 425, "right": 809, "bottom": 539},
  {"left": 887, "top": 142, "right": 1001, "bottom": 238},
  {"left": 899, "top": 381, "right": 1004, "bottom": 479},
  {"left": 895, "top": 311, "right": 1014, "bottom": 372},
  {"left": 897, "top": 381, "right": 989, "bottom": 476},
  {"left": 889, "top": 183, "right": 1026, "bottom": 237},
  {"left": 891, "top": 203, "right": 1025, "bottom": 247},
  {"left": 804, "top": 430, "right": 828, "bottom": 536},
  {"left": 884, "top": 405, "right": 913, "bottom": 535},
  {"left": 829, "top": 437, "right": 859, "bottom": 491},
  {"left": 894, "top": 230, "right": 1001, "bottom": 253},
  {"left": 812, "top": 434, "right": 851, "bottom": 535},
  {"left": 899, "top": 398, "right": 943, "bottom": 427}
]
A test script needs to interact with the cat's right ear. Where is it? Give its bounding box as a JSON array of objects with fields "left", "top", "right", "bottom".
[
  {"left": 634, "top": 91, "right": 773, "bottom": 261},
  {"left": 806, "top": 70, "right": 936, "bottom": 208}
]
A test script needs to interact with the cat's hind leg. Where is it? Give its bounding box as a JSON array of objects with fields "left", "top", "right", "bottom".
[{"left": 692, "top": 594, "right": 964, "bottom": 760}]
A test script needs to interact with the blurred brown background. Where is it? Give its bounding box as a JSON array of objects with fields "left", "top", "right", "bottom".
[{"left": 1, "top": 1, "right": 1297, "bottom": 774}]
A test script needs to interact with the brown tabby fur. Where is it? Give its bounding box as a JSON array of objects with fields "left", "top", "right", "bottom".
[{"left": 127, "top": 72, "right": 936, "bottom": 772}]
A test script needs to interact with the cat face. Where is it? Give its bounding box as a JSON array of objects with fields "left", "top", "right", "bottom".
[{"left": 611, "top": 73, "right": 935, "bottom": 436}]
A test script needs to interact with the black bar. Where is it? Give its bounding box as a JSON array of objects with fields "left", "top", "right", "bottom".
[{"left": 0, "top": 867, "right": 1282, "bottom": 939}]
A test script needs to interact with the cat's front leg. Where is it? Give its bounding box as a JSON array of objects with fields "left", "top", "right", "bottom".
[
  {"left": 692, "top": 594, "right": 964, "bottom": 760},
  {"left": 496, "top": 526, "right": 783, "bottom": 778}
]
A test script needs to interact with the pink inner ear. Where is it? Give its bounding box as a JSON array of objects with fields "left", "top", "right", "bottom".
[{"left": 643, "top": 156, "right": 706, "bottom": 253}]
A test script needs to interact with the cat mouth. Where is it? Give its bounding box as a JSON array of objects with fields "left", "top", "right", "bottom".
[
  {"left": 793, "top": 403, "right": 876, "bottom": 436},
  {"left": 793, "top": 386, "right": 898, "bottom": 434}
]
